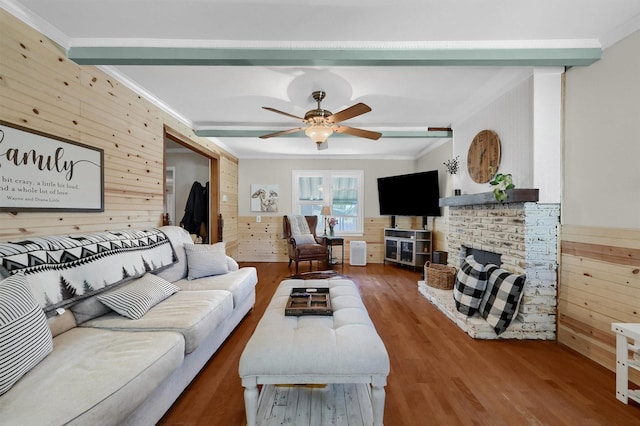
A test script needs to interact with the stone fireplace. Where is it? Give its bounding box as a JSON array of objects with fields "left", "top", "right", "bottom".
[{"left": 419, "top": 189, "right": 559, "bottom": 340}]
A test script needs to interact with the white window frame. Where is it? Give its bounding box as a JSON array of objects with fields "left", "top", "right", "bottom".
[{"left": 292, "top": 169, "right": 364, "bottom": 236}]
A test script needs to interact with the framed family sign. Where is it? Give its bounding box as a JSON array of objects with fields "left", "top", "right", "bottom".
[{"left": 0, "top": 121, "right": 104, "bottom": 212}]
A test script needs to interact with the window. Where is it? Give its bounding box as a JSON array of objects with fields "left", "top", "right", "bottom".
[{"left": 292, "top": 170, "right": 364, "bottom": 235}]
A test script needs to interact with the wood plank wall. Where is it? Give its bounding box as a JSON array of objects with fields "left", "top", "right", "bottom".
[
  {"left": 0, "top": 10, "right": 240, "bottom": 256},
  {"left": 237, "top": 215, "right": 430, "bottom": 264},
  {"left": 559, "top": 225, "right": 640, "bottom": 384},
  {"left": 219, "top": 155, "right": 239, "bottom": 256}
]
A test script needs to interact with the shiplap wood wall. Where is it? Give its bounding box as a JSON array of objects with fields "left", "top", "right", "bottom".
[
  {"left": 559, "top": 225, "right": 640, "bottom": 382},
  {"left": 220, "top": 155, "right": 239, "bottom": 255},
  {"left": 236, "top": 215, "right": 436, "bottom": 265},
  {"left": 0, "top": 10, "right": 239, "bottom": 256}
]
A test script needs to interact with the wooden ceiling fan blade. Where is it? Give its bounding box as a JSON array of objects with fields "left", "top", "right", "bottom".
[
  {"left": 327, "top": 103, "right": 371, "bottom": 123},
  {"left": 259, "top": 127, "right": 306, "bottom": 139},
  {"left": 262, "top": 107, "right": 305, "bottom": 121},
  {"left": 334, "top": 125, "right": 382, "bottom": 140}
]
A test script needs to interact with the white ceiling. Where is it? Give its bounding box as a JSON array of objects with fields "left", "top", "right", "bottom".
[{"left": 4, "top": 0, "right": 640, "bottom": 159}]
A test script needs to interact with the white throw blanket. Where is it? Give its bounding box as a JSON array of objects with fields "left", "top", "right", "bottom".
[
  {"left": 0, "top": 228, "right": 176, "bottom": 316},
  {"left": 288, "top": 215, "right": 311, "bottom": 236},
  {"left": 288, "top": 216, "right": 317, "bottom": 245}
]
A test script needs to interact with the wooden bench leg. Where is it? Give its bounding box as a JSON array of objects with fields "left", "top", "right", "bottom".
[
  {"left": 242, "top": 378, "right": 259, "bottom": 426},
  {"left": 371, "top": 377, "right": 387, "bottom": 426}
]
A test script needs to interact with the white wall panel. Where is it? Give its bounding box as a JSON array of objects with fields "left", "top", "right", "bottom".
[
  {"left": 453, "top": 77, "right": 534, "bottom": 195},
  {"left": 238, "top": 158, "right": 415, "bottom": 217},
  {"left": 564, "top": 30, "right": 640, "bottom": 228}
]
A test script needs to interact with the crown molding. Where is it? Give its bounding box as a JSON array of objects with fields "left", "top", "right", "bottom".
[{"left": 1, "top": 0, "right": 71, "bottom": 48}]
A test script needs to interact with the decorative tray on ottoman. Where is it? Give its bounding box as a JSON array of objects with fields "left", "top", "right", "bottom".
[{"left": 285, "top": 288, "right": 333, "bottom": 316}]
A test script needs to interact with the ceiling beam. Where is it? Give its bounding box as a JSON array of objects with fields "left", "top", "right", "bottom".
[
  {"left": 68, "top": 46, "right": 601, "bottom": 67},
  {"left": 194, "top": 129, "right": 453, "bottom": 139}
]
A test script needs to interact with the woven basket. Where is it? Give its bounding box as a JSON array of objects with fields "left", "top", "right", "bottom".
[{"left": 424, "top": 262, "right": 457, "bottom": 290}]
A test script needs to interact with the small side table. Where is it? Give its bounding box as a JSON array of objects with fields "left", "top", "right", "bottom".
[
  {"left": 611, "top": 323, "right": 640, "bottom": 404},
  {"left": 322, "top": 236, "right": 344, "bottom": 268}
]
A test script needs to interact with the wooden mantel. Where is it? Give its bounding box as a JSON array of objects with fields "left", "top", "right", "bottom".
[{"left": 439, "top": 189, "right": 539, "bottom": 207}]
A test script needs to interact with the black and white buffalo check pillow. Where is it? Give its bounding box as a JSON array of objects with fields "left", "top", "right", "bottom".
[
  {"left": 479, "top": 264, "right": 526, "bottom": 335},
  {"left": 453, "top": 255, "right": 487, "bottom": 316}
]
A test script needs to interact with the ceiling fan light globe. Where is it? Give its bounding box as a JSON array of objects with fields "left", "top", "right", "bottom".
[{"left": 305, "top": 125, "right": 333, "bottom": 144}]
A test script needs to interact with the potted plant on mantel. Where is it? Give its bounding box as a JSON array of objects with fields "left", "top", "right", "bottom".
[
  {"left": 489, "top": 172, "right": 515, "bottom": 202},
  {"left": 443, "top": 155, "right": 461, "bottom": 196}
]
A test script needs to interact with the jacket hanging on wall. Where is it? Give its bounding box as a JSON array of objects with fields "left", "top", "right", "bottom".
[{"left": 180, "top": 181, "right": 209, "bottom": 241}]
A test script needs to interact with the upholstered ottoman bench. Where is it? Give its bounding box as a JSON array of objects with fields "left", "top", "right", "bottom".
[{"left": 239, "top": 278, "right": 390, "bottom": 426}]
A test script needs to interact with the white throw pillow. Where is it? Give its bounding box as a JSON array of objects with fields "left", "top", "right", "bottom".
[
  {"left": 226, "top": 256, "right": 239, "bottom": 271},
  {"left": 97, "top": 274, "right": 179, "bottom": 320},
  {"left": 0, "top": 273, "right": 53, "bottom": 395},
  {"left": 185, "top": 243, "right": 229, "bottom": 280},
  {"left": 293, "top": 234, "right": 317, "bottom": 245}
]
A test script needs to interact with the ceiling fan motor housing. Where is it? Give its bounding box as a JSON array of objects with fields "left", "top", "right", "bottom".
[{"left": 304, "top": 109, "right": 333, "bottom": 122}]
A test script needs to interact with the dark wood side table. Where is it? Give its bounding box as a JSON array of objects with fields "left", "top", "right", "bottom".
[{"left": 322, "top": 236, "right": 344, "bottom": 268}]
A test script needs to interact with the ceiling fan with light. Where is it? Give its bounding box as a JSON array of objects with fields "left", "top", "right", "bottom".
[{"left": 260, "top": 91, "right": 382, "bottom": 150}]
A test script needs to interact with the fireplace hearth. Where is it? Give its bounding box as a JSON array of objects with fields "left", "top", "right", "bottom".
[{"left": 419, "top": 191, "right": 559, "bottom": 340}]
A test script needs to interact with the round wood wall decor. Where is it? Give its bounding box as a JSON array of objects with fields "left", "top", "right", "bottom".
[{"left": 467, "top": 130, "right": 501, "bottom": 183}]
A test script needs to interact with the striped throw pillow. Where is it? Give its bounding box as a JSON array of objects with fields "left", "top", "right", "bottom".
[
  {"left": 98, "top": 274, "right": 179, "bottom": 320},
  {"left": 0, "top": 273, "right": 53, "bottom": 396}
]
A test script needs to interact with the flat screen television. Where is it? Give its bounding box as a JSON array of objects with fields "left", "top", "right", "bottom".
[{"left": 377, "top": 170, "right": 441, "bottom": 218}]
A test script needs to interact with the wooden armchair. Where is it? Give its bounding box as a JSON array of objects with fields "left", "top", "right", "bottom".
[{"left": 283, "top": 215, "right": 329, "bottom": 274}]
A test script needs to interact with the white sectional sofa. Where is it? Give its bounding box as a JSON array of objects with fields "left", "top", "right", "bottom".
[{"left": 0, "top": 226, "right": 257, "bottom": 425}]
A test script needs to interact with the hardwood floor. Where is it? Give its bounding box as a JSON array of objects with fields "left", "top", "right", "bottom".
[{"left": 159, "top": 262, "right": 640, "bottom": 426}]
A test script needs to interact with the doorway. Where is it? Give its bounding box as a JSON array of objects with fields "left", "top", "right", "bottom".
[{"left": 163, "top": 126, "right": 221, "bottom": 243}]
